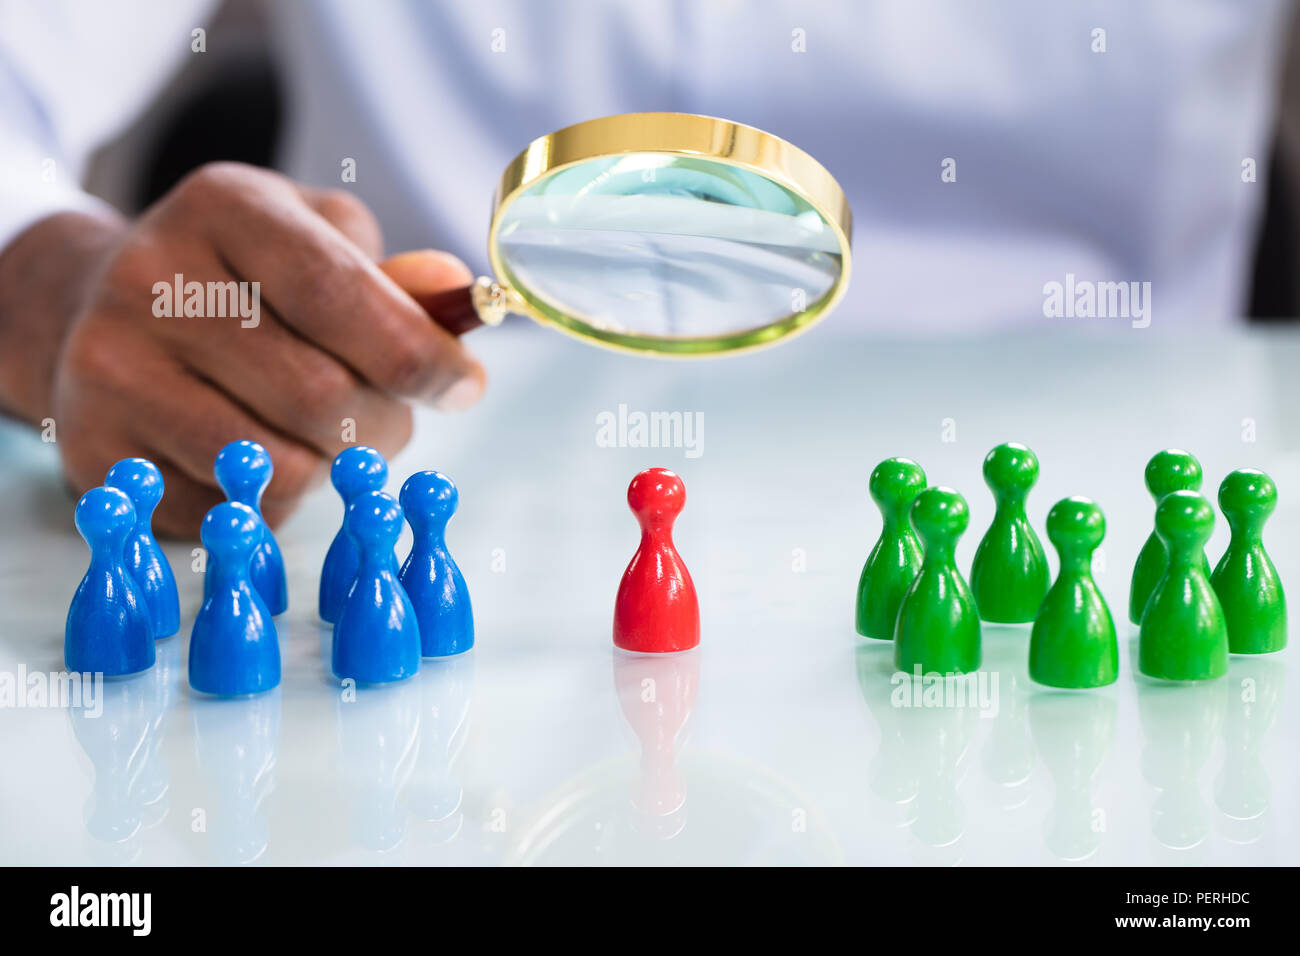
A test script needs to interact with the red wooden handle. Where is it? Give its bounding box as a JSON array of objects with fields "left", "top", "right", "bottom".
[{"left": 408, "top": 284, "right": 483, "bottom": 336}]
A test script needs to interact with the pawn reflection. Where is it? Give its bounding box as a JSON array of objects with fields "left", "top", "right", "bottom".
[
  {"left": 979, "top": 626, "right": 1035, "bottom": 811},
  {"left": 334, "top": 678, "right": 421, "bottom": 852},
  {"left": 1028, "top": 691, "right": 1116, "bottom": 861},
  {"left": 856, "top": 646, "right": 981, "bottom": 864},
  {"left": 905, "top": 702, "right": 977, "bottom": 864},
  {"left": 855, "top": 645, "right": 918, "bottom": 826},
  {"left": 67, "top": 637, "right": 178, "bottom": 863},
  {"left": 506, "top": 645, "right": 838, "bottom": 864},
  {"left": 191, "top": 685, "right": 281, "bottom": 864},
  {"left": 406, "top": 653, "right": 476, "bottom": 845},
  {"left": 1135, "top": 666, "right": 1226, "bottom": 861},
  {"left": 1215, "top": 656, "right": 1285, "bottom": 844},
  {"left": 612, "top": 646, "right": 699, "bottom": 840},
  {"left": 134, "top": 638, "right": 179, "bottom": 830}
]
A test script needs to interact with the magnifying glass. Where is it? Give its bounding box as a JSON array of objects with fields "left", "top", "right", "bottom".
[{"left": 411, "top": 112, "right": 852, "bottom": 357}]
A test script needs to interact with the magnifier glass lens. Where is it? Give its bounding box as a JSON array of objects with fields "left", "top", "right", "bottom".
[{"left": 495, "top": 154, "right": 843, "bottom": 340}]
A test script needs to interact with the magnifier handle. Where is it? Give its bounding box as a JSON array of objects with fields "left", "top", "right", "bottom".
[
  {"left": 406, "top": 276, "right": 512, "bottom": 336},
  {"left": 409, "top": 285, "right": 484, "bottom": 336}
]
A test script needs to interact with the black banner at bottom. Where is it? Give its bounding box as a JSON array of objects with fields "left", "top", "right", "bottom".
[{"left": 1, "top": 865, "right": 1281, "bottom": 940}]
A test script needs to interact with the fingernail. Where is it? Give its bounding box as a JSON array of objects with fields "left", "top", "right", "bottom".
[{"left": 434, "top": 376, "right": 484, "bottom": 412}]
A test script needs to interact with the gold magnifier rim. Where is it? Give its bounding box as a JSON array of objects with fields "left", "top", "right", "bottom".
[{"left": 485, "top": 111, "right": 853, "bottom": 357}]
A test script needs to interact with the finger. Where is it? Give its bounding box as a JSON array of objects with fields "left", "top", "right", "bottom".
[
  {"left": 148, "top": 455, "right": 303, "bottom": 538},
  {"left": 379, "top": 249, "right": 474, "bottom": 297},
  {"left": 166, "top": 283, "right": 414, "bottom": 460},
  {"left": 148, "top": 456, "right": 224, "bottom": 540},
  {"left": 260, "top": 494, "right": 307, "bottom": 531},
  {"left": 177, "top": 165, "right": 485, "bottom": 408},
  {"left": 119, "top": 349, "right": 330, "bottom": 506},
  {"left": 150, "top": 453, "right": 305, "bottom": 536},
  {"left": 378, "top": 250, "right": 486, "bottom": 410},
  {"left": 53, "top": 412, "right": 218, "bottom": 541},
  {"left": 56, "top": 419, "right": 150, "bottom": 505},
  {"left": 298, "top": 185, "right": 385, "bottom": 260}
]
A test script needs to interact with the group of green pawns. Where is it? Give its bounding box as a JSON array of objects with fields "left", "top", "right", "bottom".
[{"left": 855, "top": 444, "right": 1287, "bottom": 688}]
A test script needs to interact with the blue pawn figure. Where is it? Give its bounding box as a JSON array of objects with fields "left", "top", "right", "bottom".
[
  {"left": 208, "top": 440, "right": 287, "bottom": 615},
  {"left": 333, "top": 491, "right": 421, "bottom": 683},
  {"left": 399, "top": 471, "right": 474, "bottom": 657},
  {"left": 189, "top": 502, "right": 281, "bottom": 695},
  {"left": 319, "top": 446, "right": 388, "bottom": 623},
  {"left": 105, "top": 458, "right": 180, "bottom": 639},
  {"left": 66, "top": 487, "right": 155, "bottom": 675}
]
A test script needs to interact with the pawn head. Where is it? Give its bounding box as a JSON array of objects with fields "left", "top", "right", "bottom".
[
  {"left": 399, "top": 470, "right": 458, "bottom": 531},
  {"left": 346, "top": 490, "right": 404, "bottom": 551},
  {"left": 983, "top": 442, "right": 1039, "bottom": 495},
  {"left": 200, "top": 501, "right": 263, "bottom": 562},
  {"left": 1046, "top": 496, "right": 1105, "bottom": 553},
  {"left": 910, "top": 486, "right": 969, "bottom": 547},
  {"left": 104, "top": 457, "right": 164, "bottom": 522},
  {"left": 1144, "top": 449, "right": 1202, "bottom": 499},
  {"left": 75, "top": 486, "right": 137, "bottom": 549},
  {"left": 627, "top": 468, "right": 685, "bottom": 527},
  {"left": 869, "top": 457, "right": 926, "bottom": 514},
  {"left": 331, "top": 445, "right": 388, "bottom": 501},
  {"left": 1154, "top": 489, "right": 1214, "bottom": 553},
  {"left": 1218, "top": 468, "right": 1277, "bottom": 527},
  {"left": 214, "top": 440, "right": 274, "bottom": 505}
]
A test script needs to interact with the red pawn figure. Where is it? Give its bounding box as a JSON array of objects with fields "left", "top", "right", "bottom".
[{"left": 614, "top": 468, "right": 700, "bottom": 653}]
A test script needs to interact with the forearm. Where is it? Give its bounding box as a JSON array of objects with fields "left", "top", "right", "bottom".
[{"left": 0, "top": 210, "right": 126, "bottom": 425}]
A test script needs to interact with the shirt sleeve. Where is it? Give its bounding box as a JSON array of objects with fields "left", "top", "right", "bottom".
[{"left": 0, "top": 0, "right": 218, "bottom": 252}]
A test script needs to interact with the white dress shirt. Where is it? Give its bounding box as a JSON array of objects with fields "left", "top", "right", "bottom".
[{"left": 1, "top": 0, "right": 1292, "bottom": 329}]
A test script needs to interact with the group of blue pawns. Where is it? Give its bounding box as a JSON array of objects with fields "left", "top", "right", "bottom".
[{"left": 64, "top": 440, "right": 474, "bottom": 696}]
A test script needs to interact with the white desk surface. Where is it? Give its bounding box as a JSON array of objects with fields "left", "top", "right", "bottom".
[{"left": 1, "top": 319, "right": 1296, "bottom": 866}]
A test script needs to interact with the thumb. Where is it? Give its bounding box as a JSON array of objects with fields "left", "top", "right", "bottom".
[{"left": 379, "top": 249, "right": 475, "bottom": 297}]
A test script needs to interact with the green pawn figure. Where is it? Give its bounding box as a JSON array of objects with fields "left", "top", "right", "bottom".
[
  {"left": 1212, "top": 469, "right": 1287, "bottom": 654},
  {"left": 1129, "top": 448, "right": 1211, "bottom": 624},
  {"left": 1028, "top": 497, "right": 1118, "bottom": 688},
  {"left": 1139, "top": 490, "right": 1229, "bottom": 681},
  {"left": 894, "top": 487, "right": 981, "bottom": 674},
  {"left": 856, "top": 458, "right": 927, "bottom": 640},
  {"left": 970, "top": 442, "right": 1049, "bottom": 622}
]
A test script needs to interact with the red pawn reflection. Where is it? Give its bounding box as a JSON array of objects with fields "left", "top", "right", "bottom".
[
  {"left": 613, "top": 468, "right": 700, "bottom": 653},
  {"left": 613, "top": 646, "right": 699, "bottom": 834}
]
